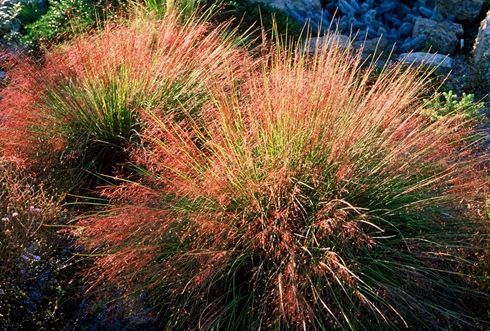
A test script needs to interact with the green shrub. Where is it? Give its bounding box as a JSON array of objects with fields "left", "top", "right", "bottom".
[
  {"left": 139, "top": 0, "right": 304, "bottom": 41},
  {"left": 16, "top": 0, "right": 47, "bottom": 25},
  {"left": 20, "top": 0, "right": 97, "bottom": 48},
  {"left": 423, "top": 90, "right": 485, "bottom": 122}
]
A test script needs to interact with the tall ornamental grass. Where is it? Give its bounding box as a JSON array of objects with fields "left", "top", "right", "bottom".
[
  {"left": 77, "top": 35, "right": 489, "bottom": 329},
  {"left": 0, "top": 11, "right": 249, "bottom": 181}
]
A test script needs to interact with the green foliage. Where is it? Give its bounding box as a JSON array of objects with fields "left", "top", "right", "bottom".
[
  {"left": 423, "top": 90, "right": 485, "bottom": 122},
  {"left": 0, "top": 3, "right": 24, "bottom": 42},
  {"left": 20, "top": 0, "right": 97, "bottom": 48},
  {"left": 41, "top": 66, "right": 144, "bottom": 179},
  {"left": 16, "top": 0, "right": 47, "bottom": 25},
  {"left": 142, "top": 0, "right": 202, "bottom": 19},
  {"left": 138, "top": 0, "right": 304, "bottom": 41}
]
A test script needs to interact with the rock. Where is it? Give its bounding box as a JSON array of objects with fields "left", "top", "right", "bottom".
[
  {"left": 250, "top": 0, "right": 286, "bottom": 12},
  {"left": 251, "top": 0, "right": 326, "bottom": 32},
  {"left": 303, "top": 34, "right": 352, "bottom": 53},
  {"left": 353, "top": 35, "right": 389, "bottom": 57},
  {"left": 304, "top": 34, "right": 388, "bottom": 58},
  {"left": 398, "top": 52, "right": 453, "bottom": 69},
  {"left": 412, "top": 17, "right": 463, "bottom": 54},
  {"left": 251, "top": 0, "right": 322, "bottom": 13},
  {"left": 473, "top": 11, "right": 490, "bottom": 91},
  {"left": 399, "top": 35, "right": 426, "bottom": 53},
  {"left": 252, "top": 1, "right": 477, "bottom": 53},
  {"left": 0, "top": 70, "right": 6, "bottom": 80},
  {"left": 435, "top": 0, "right": 484, "bottom": 22},
  {"left": 439, "top": 55, "right": 478, "bottom": 96}
]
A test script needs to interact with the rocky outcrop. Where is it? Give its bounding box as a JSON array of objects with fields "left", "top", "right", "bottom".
[
  {"left": 253, "top": 0, "right": 485, "bottom": 55},
  {"left": 435, "top": 0, "right": 485, "bottom": 22},
  {"left": 473, "top": 10, "right": 490, "bottom": 90},
  {"left": 412, "top": 17, "right": 463, "bottom": 54}
]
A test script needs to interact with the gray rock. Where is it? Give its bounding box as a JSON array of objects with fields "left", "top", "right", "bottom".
[
  {"left": 304, "top": 34, "right": 388, "bottom": 58},
  {"left": 251, "top": 1, "right": 476, "bottom": 54},
  {"left": 413, "top": 17, "right": 463, "bottom": 54},
  {"left": 473, "top": 11, "right": 490, "bottom": 91},
  {"left": 304, "top": 34, "right": 352, "bottom": 53},
  {"left": 398, "top": 52, "right": 453, "bottom": 69},
  {"left": 435, "top": 0, "right": 484, "bottom": 22},
  {"left": 250, "top": 0, "right": 285, "bottom": 11},
  {"left": 352, "top": 35, "right": 389, "bottom": 57},
  {"left": 251, "top": 0, "right": 322, "bottom": 13},
  {"left": 0, "top": 70, "right": 6, "bottom": 80}
]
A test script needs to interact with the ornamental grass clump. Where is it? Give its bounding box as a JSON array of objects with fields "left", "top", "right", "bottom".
[
  {"left": 77, "top": 35, "right": 489, "bottom": 329},
  {"left": 0, "top": 11, "right": 248, "bottom": 182}
]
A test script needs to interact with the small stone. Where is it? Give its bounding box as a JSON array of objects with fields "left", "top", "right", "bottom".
[
  {"left": 0, "top": 71, "right": 5, "bottom": 80},
  {"left": 413, "top": 17, "right": 463, "bottom": 54},
  {"left": 251, "top": 0, "right": 322, "bottom": 14},
  {"left": 400, "top": 35, "right": 426, "bottom": 52},
  {"left": 398, "top": 52, "right": 453, "bottom": 69}
]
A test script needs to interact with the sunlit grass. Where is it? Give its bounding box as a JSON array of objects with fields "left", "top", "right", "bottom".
[
  {"left": 77, "top": 32, "right": 489, "bottom": 329},
  {"left": 0, "top": 10, "right": 249, "bottom": 186}
]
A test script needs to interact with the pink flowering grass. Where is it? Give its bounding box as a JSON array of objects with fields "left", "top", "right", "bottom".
[
  {"left": 0, "top": 11, "right": 249, "bottom": 186},
  {"left": 76, "top": 33, "right": 489, "bottom": 329}
]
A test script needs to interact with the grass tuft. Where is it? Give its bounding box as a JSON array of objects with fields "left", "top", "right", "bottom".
[{"left": 0, "top": 11, "right": 250, "bottom": 187}]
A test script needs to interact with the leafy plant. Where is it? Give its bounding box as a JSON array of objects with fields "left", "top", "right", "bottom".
[
  {"left": 0, "top": 2, "right": 24, "bottom": 42},
  {"left": 423, "top": 90, "right": 485, "bottom": 122},
  {"left": 20, "top": 0, "right": 97, "bottom": 48},
  {"left": 16, "top": 0, "right": 48, "bottom": 25},
  {"left": 77, "top": 34, "right": 489, "bottom": 329}
]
